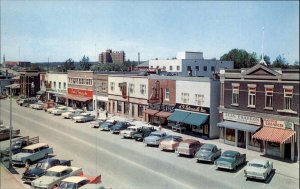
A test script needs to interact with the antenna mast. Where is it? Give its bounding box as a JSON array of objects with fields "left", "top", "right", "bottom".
[{"left": 260, "top": 27, "right": 266, "bottom": 65}]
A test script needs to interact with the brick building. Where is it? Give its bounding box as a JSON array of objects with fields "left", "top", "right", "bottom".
[
  {"left": 99, "top": 49, "right": 125, "bottom": 64},
  {"left": 19, "top": 70, "right": 40, "bottom": 97},
  {"left": 218, "top": 64, "right": 299, "bottom": 161}
]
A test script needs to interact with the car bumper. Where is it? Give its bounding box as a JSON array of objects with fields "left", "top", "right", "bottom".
[
  {"left": 197, "top": 156, "right": 213, "bottom": 162},
  {"left": 244, "top": 173, "right": 266, "bottom": 180},
  {"left": 145, "top": 141, "right": 159, "bottom": 145},
  {"left": 215, "top": 164, "right": 232, "bottom": 170},
  {"left": 12, "top": 160, "right": 25, "bottom": 166},
  {"left": 22, "top": 176, "right": 38, "bottom": 182}
]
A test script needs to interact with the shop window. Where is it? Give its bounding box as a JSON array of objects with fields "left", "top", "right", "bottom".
[
  {"left": 150, "top": 66, "right": 153, "bottom": 69},
  {"left": 195, "top": 94, "right": 204, "bottom": 106},
  {"left": 181, "top": 93, "right": 189, "bottom": 104},
  {"left": 232, "top": 86, "right": 239, "bottom": 105},
  {"left": 138, "top": 104, "right": 144, "bottom": 117},
  {"left": 117, "top": 101, "right": 122, "bottom": 113},
  {"left": 225, "top": 128, "right": 235, "bottom": 142},
  {"left": 165, "top": 88, "right": 170, "bottom": 100},
  {"left": 195, "top": 66, "right": 199, "bottom": 71},
  {"left": 140, "top": 84, "right": 146, "bottom": 95},
  {"left": 265, "top": 88, "right": 273, "bottom": 109},
  {"left": 132, "top": 104, "right": 135, "bottom": 117},
  {"left": 124, "top": 102, "right": 129, "bottom": 115},
  {"left": 110, "top": 82, "right": 115, "bottom": 91},
  {"left": 176, "top": 66, "right": 180, "bottom": 70},
  {"left": 129, "top": 83, "right": 134, "bottom": 94},
  {"left": 204, "top": 125, "right": 209, "bottom": 135},
  {"left": 248, "top": 87, "right": 256, "bottom": 107},
  {"left": 284, "top": 88, "right": 293, "bottom": 110}
]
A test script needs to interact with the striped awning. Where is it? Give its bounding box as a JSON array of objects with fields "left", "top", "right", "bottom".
[{"left": 252, "top": 127, "right": 297, "bottom": 144}]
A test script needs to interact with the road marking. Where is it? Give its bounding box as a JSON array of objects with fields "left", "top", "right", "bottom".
[{"left": 234, "top": 168, "right": 244, "bottom": 177}]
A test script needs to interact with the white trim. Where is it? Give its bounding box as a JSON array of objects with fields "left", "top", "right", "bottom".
[
  {"left": 247, "top": 84, "right": 257, "bottom": 88},
  {"left": 283, "top": 85, "right": 294, "bottom": 89},
  {"left": 232, "top": 83, "right": 240, "bottom": 87},
  {"left": 264, "top": 85, "right": 274, "bottom": 88}
]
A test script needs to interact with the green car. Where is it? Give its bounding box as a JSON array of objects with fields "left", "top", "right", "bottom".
[{"left": 214, "top": 150, "right": 246, "bottom": 171}]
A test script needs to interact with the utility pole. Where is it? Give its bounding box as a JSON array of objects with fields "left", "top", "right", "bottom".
[{"left": 9, "top": 87, "right": 13, "bottom": 169}]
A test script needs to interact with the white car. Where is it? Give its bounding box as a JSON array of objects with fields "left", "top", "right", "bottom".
[
  {"left": 62, "top": 109, "right": 84, "bottom": 119},
  {"left": 119, "top": 125, "right": 141, "bottom": 138},
  {"left": 244, "top": 159, "right": 273, "bottom": 181},
  {"left": 51, "top": 106, "right": 69, "bottom": 115},
  {"left": 73, "top": 113, "right": 95, "bottom": 123},
  {"left": 47, "top": 107, "right": 57, "bottom": 114},
  {"left": 29, "top": 101, "right": 43, "bottom": 109}
]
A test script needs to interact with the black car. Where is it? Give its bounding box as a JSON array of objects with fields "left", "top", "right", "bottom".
[
  {"left": 110, "top": 122, "right": 133, "bottom": 134},
  {"left": 22, "top": 158, "right": 71, "bottom": 183},
  {"left": 133, "top": 126, "right": 156, "bottom": 141},
  {"left": 1, "top": 139, "right": 28, "bottom": 156}
]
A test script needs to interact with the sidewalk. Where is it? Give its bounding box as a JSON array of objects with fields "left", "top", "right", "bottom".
[{"left": 0, "top": 165, "right": 26, "bottom": 189}]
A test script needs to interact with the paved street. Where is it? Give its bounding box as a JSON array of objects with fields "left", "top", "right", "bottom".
[{"left": 0, "top": 99, "right": 299, "bottom": 189}]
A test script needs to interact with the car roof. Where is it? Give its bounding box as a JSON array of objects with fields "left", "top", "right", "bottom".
[
  {"left": 80, "top": 113, "right": 90, "bottom": 116},
  {"left": 223, "top": 150, "right": 239, "bottom": 155},
  {"left": 127, "top": 125, "right": 140, "bottom": 129},
  {"left": 150, "top": 131, "right": 166, "bottom": 135},
  {"left": 62, "top": 176, "right": 88, "bottom": 183},
  {"left": 201, "top": 143, "right": 216, "bottom": 149},
  {"left": 23, "top": 143, "right": 48, "bottom": 150},
  {"left": 249, "top": 159, "right": 269, "bottom": 165},
  {"left": 48, "top": 165, "right": 71, "bottom": 172},
  {"left": 181, "top": 139, "right": 199, "bottom": 144},
  {"left": 38, "top": 158, "right": 58, "bottom": 163}
]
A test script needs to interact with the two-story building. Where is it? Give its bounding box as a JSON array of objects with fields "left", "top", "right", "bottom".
[
  {"left": 93, "top": 73, "right": 109, "bottom": 116},
  {"left": 218, "top": 64, "right": 299, "bottom": 161},
  {"left": 19, "top": 70, "right": 40, "bottom": 97}
]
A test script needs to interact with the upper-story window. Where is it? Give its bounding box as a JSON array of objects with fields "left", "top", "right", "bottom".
[
  {"left": 211, "top": 66, "right": 215, "bottom": 71},
  {"left": 102, "top": 82, "right": 107, "bottom": 92},
  {"left": 248, "top": 87, "right": 256, "bottom": 107},
  {"left": 195, "top": 66, "right": 199, "bottom": 71},
  {"left": 265, "top": 87, "right": 273, "bottom": 109},
  {"left": 63, "top": 82, "right": 66, "bottom": 89},
  {"left": 140, "top": 84, "right": 146, "bottom": 95},
  {"left": 110, "top": 82, "right": 115, "bottom": 91},
  {"left": 284, "top": 88, "right": 293, "bottom": 110},
  {"left": 170, "top": 66, "right": 173, "bottom": 71},
  {"left": 150, "top": 66, "right": 153, "bottom": 69},
  {"left": 59, "top": 82, "right": 61, "bottom": 89},
  {"left": 187, "top": 66, "right": 192, "bottom": 71},
  {"left": 165, "top": 88, "right": 170, "bottom": 100},
  {"left": 53, "top": 81, "right": 56, "bottom": 89},
  {"left": 129, "top": 83, "right": 135, "bottom": 94},
  {"left": 232, "top": 85, "right": 239, "bottom": 105},
  {"left": 162, "top": 66, "right": 166, "bottom": 70},
  {"left": 156, "top": 66, "right": 159, "bottom": 69},
  {"left": 203, "top": 66, "right": 207, "bottom": 71},
  {"left": 181, "top": 93, "right": 189, "bottom": 104},
  {"left": 176, "top": 66, "right": 180, "bottom": 70},
  {"left": 195, "top": 94, "right": 204, "bottom": 106}
]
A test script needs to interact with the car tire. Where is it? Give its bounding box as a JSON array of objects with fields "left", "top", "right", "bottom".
[{"left": 25, "top": 160, "right": 31, "bottom": 167}]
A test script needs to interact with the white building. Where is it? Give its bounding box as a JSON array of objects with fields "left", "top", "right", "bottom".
[
  {"left": 108, "top": 74, "right": 148, "bottom": 121},
  {"left": 149, "top": 51, "right": 233, "bottom": 77}
]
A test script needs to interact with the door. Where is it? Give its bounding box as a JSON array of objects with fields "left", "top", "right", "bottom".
[
  {"left": 237, "top": 130, "right": 246, "bottom": 148},
  {"left": 285, "top": 143, "right": 291, "bottom": 159}
]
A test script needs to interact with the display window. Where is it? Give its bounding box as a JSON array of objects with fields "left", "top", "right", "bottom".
[{"left": 225, "top": 128, "right": 235, "bottom": 142}]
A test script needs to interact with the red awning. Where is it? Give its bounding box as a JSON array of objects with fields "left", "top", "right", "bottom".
[
  {"left": 65, "top": 94, "right": 92, "bottom": 102},
  {"left": 252, "top": 127, "right": 297, "bottom": 144},
  {"left": 156, "top": 111, "right": 172, "bottom": 118},
  {"left": 144, "top": 109, "right": 159, "bottom": 116}
]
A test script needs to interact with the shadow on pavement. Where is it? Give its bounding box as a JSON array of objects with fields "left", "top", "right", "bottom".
[{"left": 8, "top": 165, "right": 19, "bottom": 174}]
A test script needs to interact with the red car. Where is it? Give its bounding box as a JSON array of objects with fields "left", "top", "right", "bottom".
[{"left": 54, "top": 174, "right": 101, "bottom": 189}]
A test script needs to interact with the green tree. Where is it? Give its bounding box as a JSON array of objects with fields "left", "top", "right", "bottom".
[
  {"left": 220, "top": 49, "right": 259, "bottom": 69},
  {"left": 271, "top": 55, "right": 289, "bottom": 69},
  {"left": 63, "top": 58, "right": 75, "bottom": 72},
  {"left": 79, "top": 55, "right": 91, "bottom": 70},
  {"left": 92, "top": 63, "right": 128, "bottom": 71}
]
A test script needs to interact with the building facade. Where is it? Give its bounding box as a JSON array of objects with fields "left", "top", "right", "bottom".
[
  {"left": 218, "top": 64, "right": 299, "bottom": 161},
  {"left": 108, "top": 74, "right": 148, "bottom": 121},
  {"left": 93, "top": 73, "right": 109, "bottom": 116},
  {"left": 99, "top": 49, "right": 125, "bottom": 64},
  {"left": 19, "top": 70, "right": 40, "bottom": 97}
]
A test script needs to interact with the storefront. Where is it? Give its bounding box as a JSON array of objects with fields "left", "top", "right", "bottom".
[
  {"left": 144, "top": 103, "right": 173, "bottom": 126},
  {"left": 66, "top": 88, "right": 93, "bottom": 111}
]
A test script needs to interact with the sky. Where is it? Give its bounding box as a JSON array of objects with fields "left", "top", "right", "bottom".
[{"left": 0, "top": 1, "right": 299, "bottom": 63}]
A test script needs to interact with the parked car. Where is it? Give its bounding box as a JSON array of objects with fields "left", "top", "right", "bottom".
[
  {"left": 214, "top": 150, "right": 246, "bottom": 171},
  {"left": 22, "top": 98, "right": 38, "bottom": 107},
  {"left": 47, "top": 106, "right": 59, "bottom": 114},
  {"left": 73, "top": 113, "right": 96, "bottom": 123},
  {"left": 0, "top": 126, "right": 20, "bottom": 141},
  {"left": 133, "top": 126, "right": 156, "bottom": 141},
  {"left": 62, "top": 109, "right": 84, "bottom": 119},
  {"left": 43, "top": 101, "right": 56, "bottom": 112},
  {"left": 22, "top": 158, "right": 72, "bottom": 183},
  {"left": 52, "top": 106, "right": 70, "bottom": 115},
  {"left": 159, "top": 135, "right": 183, "bottom": 151},
  {"left": 34, "top": 102, "right": 44, "bottom": 110},
  {"left": 2, "top": 138, "right": 28, "bottom": 155},
  {"left": 110, "top": 121, "right": 133, "bottom": 134},
  {"left": 144, "top": 131, "right": 168, "bottom": 146},
  {"left": 119, "top": 125, "right": 141, "bottom": 138},
  {"left": 55, "top": 174, "right": 101, "bottom": 189},
  {"left": 175, "top": 139, "right": 202, "bottom": 157},
  {"left": 99, "top": 121, "right": 115, "bottom": 131},
  {"left": 195, "top": 143, "right": 222, "bottom": 163},
  {"left": 29, "top": 101, "right": 43, "bottom": 109},
  {"left": 31, "top": 165, "right": 83, "bottom": 189},
  {"left": 244, "top": 159, "right": 273, "bottom": 181},
  {"left": 81, "top": 184, "right": 106, "bottom": 189},
  {"left": 91, "top": 118, "right": 107, "bottom": 128},
  {"left": 12, "top": 143, "right": 54, "bottom": 167}
]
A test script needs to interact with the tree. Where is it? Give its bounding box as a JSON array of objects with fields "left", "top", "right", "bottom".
[
  {"left": 290, "top": 60, "right": 300, "bottom": 69},
  {"left": 92, "top": 63, "right": 128, "bottom": 71},
  {"left": 220, "top": 49, "right": 259, "bottom": 69},
  {"left": 271, "top": 55, "right": 289, "bottom": 69},
  {"left": 63, "top": 58, "right": 75, "bottom": 72},
  {"left": 79, "top": 55, "right": 91, "bottom": 70}
]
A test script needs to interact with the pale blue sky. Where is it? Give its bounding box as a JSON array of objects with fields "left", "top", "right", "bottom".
[{"left": 1, "top": 1, "right": 299, "bottom": 63}]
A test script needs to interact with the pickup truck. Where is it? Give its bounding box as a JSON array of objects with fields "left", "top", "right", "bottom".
[
  {"left": 214, "top": 150, "right": 246, "bottom": 171},
  {"left": 133, "top": 126, "right": 156, "bottom": 141},
  {"left": 1, "top": 136, "right": 39, "bottom": 155}
]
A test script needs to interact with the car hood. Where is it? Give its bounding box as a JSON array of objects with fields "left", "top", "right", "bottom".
[
  {"left": 245, "top": 166, "right": 265, "bottom": 174},
  {"left": 12, "top": 153, "right": 31, "bottom": 160},
  {"left": 24, "top": 168, "right": 45, "bottom": 176},
  {"left": 216, "top": 157, "right": 235, "bottom": 164},
  {"left": 32, "top": 176, "right": 59, "bottom": 187}
]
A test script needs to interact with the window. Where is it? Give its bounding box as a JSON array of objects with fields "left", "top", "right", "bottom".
[
  {"left": 63, "top": 82, "right": 66, "bottom": 89},
  {"left": 102, "top": 82, "right": 107, "bottom": 92},
  {"left": 138, "top": 105, "right": 144, "bottom": 117},
  {"left": 265, "top": 88, "right": 273, "bottom": 109},
  {"left": 284, "top": 88, "right": 293, "bottom": 110},
  {"left": 195, "top": 66, "right": 199, "bottom": 71},
  {"left": 170, "top": 66, "right": 173, "bottom": 71},
  {"left": 203, "top": 66, "right": 207, "bottom": 71},
  {"left": 165, "top": 88, "right": 170, "bottom": 100},
  {"left": 129, "top": 83, "right": 134, "bottom": 94},
  {"left": 248, "top": 87, "right": 256, "bottom": 107},
  {"left": 53, "top": 82, "right": 56, "bottom": 88},
  {"left": 150, "top": 66, "right": 153, "bottom": 69},
  {"left": 176, "top": 66, "right": 180, "bottom": 70},
  {"left": 156, "top": 66, "right": 159, "bottom": 69},
  {"left": 232, "top": 86, "right": 239, "bottom": 105},
  {"left": 124, "top": 102, "right": 129, "bottom": 115},
  {"left": 140, "top": 84, "right": 146, "bottom": 95},
  {"left": 117, "top": 101, "right": 122, "bottom": 113},
  {"left": 195, "top": 94, "right": 204, "bottom": 106},
  {"left": 211, "top": 66, "right": 215, "bottom": 71},
  {"left": 187, "top": 66, "right": 192, "bottom": 71},
  {"left": 181, "top": 93, "right": 189, "bottom": 104},
  {"left": 110, "top": 82, "right": 115, "bottom": 91},
  {"left": 50, "top": 81, "right": 52, "bottom": 87},
  {"left": 59, "top": 82, "right": 61, "bottom": 89},
  {"left": 162, "top": 66, "right": 166, "bottom": 70}
]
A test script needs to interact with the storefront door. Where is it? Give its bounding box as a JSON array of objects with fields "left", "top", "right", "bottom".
[
  {"left": 284, "top": 143, "right": 291, "bottom": 159},
  {"left": 238, "top": 130, "right": 246, "bottom": 148}
]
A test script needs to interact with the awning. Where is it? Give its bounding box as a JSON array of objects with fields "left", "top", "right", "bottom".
[
  {"left": 36, "top": 90, "right": 46, "bottom": 95},
  {"left": 156, "top": 111, "right": 172, "bottom": 118},
  {"left": 183, "top": 112, "right": 209, "bottom": 126},
  {"left": 5, "top": 84, "right": 20, "bottom": 89},
  {"left": 167, "top": 110, "right": 190, "bottom": 123},
  {"left": 144, "top": 109, "right": 159, "bottom": 115},
  {"left": 54, "top": 93, "right": 65, "bottom": 97},
  {"left": 217, "top": 121, "right": 261, "bottom": 133},
  {"left": 65, "top": 94, "right": 92, "bottom": 102},
  {"left": 252, "top": 127, "right": 297, "bottom": 144}
]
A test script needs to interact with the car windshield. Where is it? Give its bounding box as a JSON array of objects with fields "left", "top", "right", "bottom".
[
  {"left": 249, "top": 163, "right": 264, "bottom": 168},
  {"left": 59, "top": 182, "right": 77, "bottom": 189},
  {"left": 222, "top": 154, "right": 235, "bottom": 159},
  {"left": 36, "top": 162, "right": 49, "bottom": 169},
  {"left": 201, "top": 148, "right": 212, "bottom": 152},
  {"left": 149, "top": 133, "right": 161, "bottom": 137},
  {"left": 45, "top": 171, "right": 60, "bottom": 177},
  {"left": 21, "top": 149, "right": 33, "bottom": 153}
]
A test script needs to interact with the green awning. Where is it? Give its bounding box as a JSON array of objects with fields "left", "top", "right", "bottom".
[
  {"left": 167, "top": 110, "right": 190, "bottom": 123},
  {"left": 183, "top": 112, "right": 209, "bottom": 126}
]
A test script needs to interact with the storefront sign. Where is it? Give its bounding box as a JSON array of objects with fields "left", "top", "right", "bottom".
[
  {"left": 223, "top": 112, "right": 261, "bottom": 125},
  {"left": 68, "top": 88, "right": 93, "bottom": 97},
  {"left": 263, "top": 119, "right": 294, "bottom": 130},
  {"left": 148, "top": 103, "right": 174, "bottom": 112},
  {"left": 175, "top": 103, "right": 210, "bottom": 114}
]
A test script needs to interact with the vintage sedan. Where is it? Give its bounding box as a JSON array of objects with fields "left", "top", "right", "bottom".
[
  {"left": 119, "top": 125, "right": 141, "bottom": 138},
  {"left": 175, "top": 139, "right": 202, "bottom": 157},
  {"left": 159, "top": 135, "right": 183, "bottom": 151},
  {"left": 47, "top": 106, "right": 59, "bottom": 114},
  {"left": 52, "top": 106, "right": 69, "bottom": 115},
  {"left": 31, "top": 166, "right": 83, "bottom": 189},
  {"left": 73, "top": 113, "right": 95, "bottom": 123},
  {"left": 215, "top": 150, "right": 246, "bottom": 171},
  {"left": 91, "top": 118, "right": 107, "bottom": 128},
  {"left": 244, "top": 159, "right": 273, "bottom": 181},
  {"left": 110, "top": 121, "right": 133, "bottom": 134},
  {"left": 195, "top": 143, "right": 222, "bottom": 163},
  {"left": 62, "top": 109, "right": 84, "bottom": 119},
  {"left": 22, "top": 158, "right": 71, "bottom": 183},
  {"left": 29, "top": 101, "right": 44, "bottom": 109},
  {"left": 54, "top": 174, "right": 101, "bottom": 189},
  {"left": 143, "top": 131, "right": 168, "bottom": 146},
  {"left": 99, "top": 121, "right": 115, "bottom": 131}
]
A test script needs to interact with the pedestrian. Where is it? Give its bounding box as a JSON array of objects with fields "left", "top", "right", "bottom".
[{"left": 106, "top": 112, "right": 108, "bottom": 118}]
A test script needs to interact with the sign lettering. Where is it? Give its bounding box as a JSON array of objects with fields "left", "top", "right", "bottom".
[
  {"left": 223, "top": 112, "right": 261, "bottom": 125},
  {"left": 263, "top": 119, "right": 294, "bottom": 130}
]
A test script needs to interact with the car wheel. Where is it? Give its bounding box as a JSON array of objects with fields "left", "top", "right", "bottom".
[
  {"left": 233, "top": 166, "right": 237, "bottom": 172},
  {"left": 25, "top": 160, "right": 31, "bottom": 167}
]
